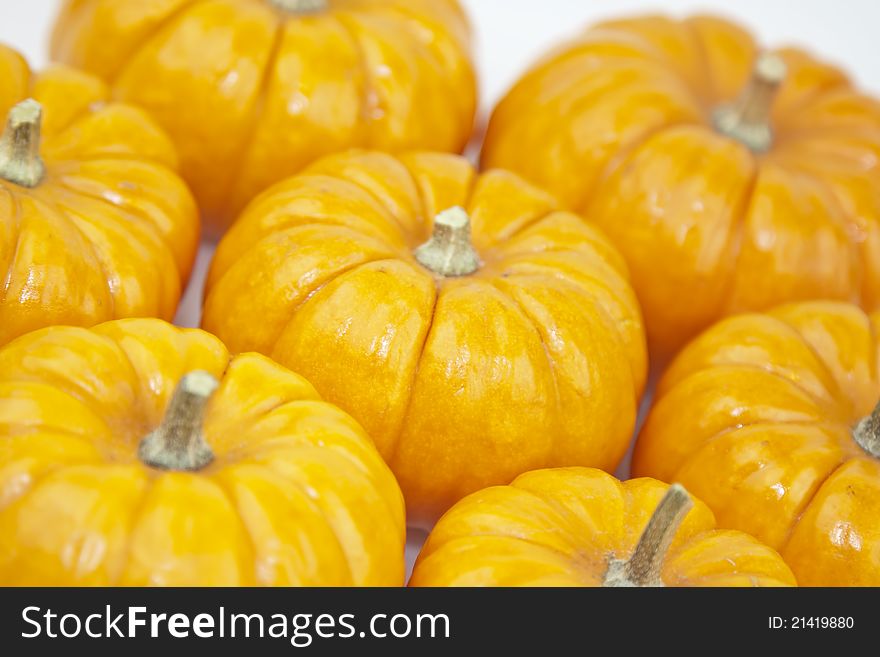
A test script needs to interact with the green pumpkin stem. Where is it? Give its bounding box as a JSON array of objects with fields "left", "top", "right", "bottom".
[
  {"left": 713, "top": 53, "right": 786, "bottom": 153},
  {"left": 0, "top": 99, "right": 45, "bottom": 188},
  {"left": 138, "top": 371, "right": 219, "bottom": 471},
  {"left": 604, "top": 484, "right": 694, "bottom": 587}
]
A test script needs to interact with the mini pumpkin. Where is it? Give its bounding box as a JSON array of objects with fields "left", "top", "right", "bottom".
[
  {"left": 635, "top": 301, "right": 880, "bottom": 586},
  {"left": 483, "top": 14, "right": 880, "bottom": 357},
  {"left": 0, "top": 318, "right": 405, "bottom": 586},
  {"left": 202, "top": 150, "right": 647, "bottom": 525},
  {"left": 410, "top": 468, "right": 796, "bottom": 587},
  {"left": 51, "top": 0, "right": 478, "bottom": 233},
  {"left": 0, "top": 44, "right": 199, "bottom": 346}
]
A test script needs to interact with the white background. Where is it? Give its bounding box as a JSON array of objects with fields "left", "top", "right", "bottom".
[{"left": 2, "top": 0, "right": 879, "bottom": 579}]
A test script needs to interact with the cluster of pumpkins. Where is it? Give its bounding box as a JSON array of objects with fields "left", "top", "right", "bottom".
[{"left": 1, "top": 1, "right": 878, "bottom": 587}]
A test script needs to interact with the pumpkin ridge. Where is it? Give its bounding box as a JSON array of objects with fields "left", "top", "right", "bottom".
[
  {"left": 320, "top": 166, "right": 420, "bottom": 241},
  {"left": 419, "top": 532, "right": 582, "bottom": 576},
  {"left": 770, "top": 313, "right": 852, "bottom": 412},
  {"left": 653, "top": 361, "right": 835, "bottom": 429},
  {"left": 50, "top": 168, "right": 185, "bottom": 291},
  {"left": 778, "top": 457, "right": 853, "bottom": 555},
  {"left": 31, "top": 68, "right": 109, "bottom": 138},
  {"left": 209, "top": 462, "right": 347, "bottom": 586},
  {"left": 284, "top": 439, "right": 406, "bottom": 549},
  {"left": 771, "top": 50, "right": 853, "bottom": 122},
  {"left": 510, "top": 475, "right": 623, "bottom": 562},
  {"left": 492, "top": 266, "right": 643, "bottom": 396},
  {"left": 487, "top": 278, "right": 562, "bottom": 449},
  {"left": 500, "top": 208, "right": 562, "bottom": 247},
  {"left": 0, "top": 363, "right": 143, "bottom": 443},
  {"left": 256, "top": 455, "right": 359, "bottom": 586},
  {"left": 382, "top": 265, "right": 438, "bottom": 470},
  {"left": 219, "top": 14, "right": 287, "bottom": 217},
  {"left": 265, "top": 253, "right": 408, "bottom": 361},
  {"left": 669, "top": 421, "right": 852, "bottom": 550},
  {"left": 682, "top": 16, "right": 718, "bottom": 106},
  {"left": 378, "top": 159, "right": 464, "bottom": 468},
  {"left": 711, "top": 155, "right": 762, "bottom": 319},
  {"left": 0, "top": 436, "right": 102, "bottom": 513},
  {"left": 233, "top": 175, "right": 413, "bottom": 249},
  {"left": 868, "top": 307, "right": 880, "bottom": 390},
  {"left": 780, "top": 164, "right": 865, "bottom": 305},
  {"left": 378, "top": 5, "right": 471, "bottom": 140},
  {"left": 372, "top": 5, "right": 473, "bottom": 135},
  {"left": 333, "top": 12, "right": 379, "bottom": 150},
  {"left": 667, "top": 418, "right": 854, "bottom": 464},
  {"left": 767, "top": 148, "right": 880, "bottom": 310},
  {"left": 470, "top": 484, "right": 591, "bottom": 556},
  {"left": 394, "top": 152, "right": 480, "bottom": 244},
  {"left": 113, "top": 474, "right": 155, "bottom": 585},
  {"left": 0, "top": 388, "right": 117, "bottom": 445},
  {"left": 43, "top": 193, "right": 119, "bottom": 321},
  {"left": 9, "top": 193, "right": 117, "bottom": 332},
  {"left": 100, "top": 327, "right": 156, "bottom": 436},
  {"left": 580, "top": 118, "right": 699, "bottom": 215},
  {"left": 0, "top": 463, "right": 138, "bottom": 583},
  {"left": 467, "top": 203, "right": 561, "bottom": 254},
  {"left": 398, "top": 153, "right": 448, "bottom": 241},
  {"left": 106, "top": 0, "right": 208, "bottom": 87},
  {"left": 206, "top": 472, "right": 260, "bottom": 585},
  {"left": 0, "top": 186, "right": 23, "bottom": 310}
]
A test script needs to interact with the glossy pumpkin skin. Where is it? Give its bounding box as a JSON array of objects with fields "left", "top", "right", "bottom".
[
  {"left": 410, "top": 468, "right": 796, "bottom": 587},
  {"left": 0, "top": 318, "right": 405, "bottom": 586},
  {"left": 483, "top": 14, "right": 880, "bottom": 357},
  {"left": 203, "top": 150, "right": 647, "bottom": 525},
  {"left": 51, "top": 0, "right": 477, "bottom": 233},
  {"left": 0, "top": 45, "right": 199, "bottom": 347},
  {"left": 635, "top": 301, "right": 880, "bottom": 586}
]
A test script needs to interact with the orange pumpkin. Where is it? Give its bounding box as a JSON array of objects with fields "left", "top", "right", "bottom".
[
  {"left": 0, "top": 45, "right": 199, "bottom": 347},
  {"left": 410, "top": 468, "right": 796, "bottom": 587},
  {"left": 0, "top": 318, "right": 405, "bottom": 585},
  {"left": 635, "top": 301, "right": 880, "bottom": 586},
  {"left": 51, "top": 0, "right": 477, "bottom": 233},
  {"left": 202, "top": 150, "right": 647, "bottom": 525},
  {"left": 482, "top": 13, "right": 880, "bottom": 357}
]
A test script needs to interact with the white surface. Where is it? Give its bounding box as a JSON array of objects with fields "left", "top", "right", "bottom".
[{"left": 2, "top": 0, "right": 879, "bottom": 581}]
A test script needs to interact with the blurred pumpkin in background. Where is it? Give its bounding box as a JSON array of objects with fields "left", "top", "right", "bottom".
[
  {"left": 51, "top": 0, "right": 478, "bottom": 234},
  {"left": 202, "top": 150, "right": 647, "bottom": 525},
  {"left": 0, "top": 318, "right": 405, "bottom": 586},
  {"left": 410, "top": 468, "right": 796, "bottom": 587},
  {"left": 483, "top": 13, "right": 880, "bottom": 358},
  {"left": 0, "top": 44, "right": 198, "bottom": 347},
  {"left": 636, "top": 301, "right": 880, "bottom": 586}
]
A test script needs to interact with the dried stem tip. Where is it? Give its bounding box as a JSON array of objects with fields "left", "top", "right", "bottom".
[
  {"left": 415, "top": 206, "right": 481, "bottom": 277},
  {"left": 0, "top": 99, "right": 45, "bottom": 188},
  {"left": 268, "top": 0, "right": 328, "bottom": 13}
]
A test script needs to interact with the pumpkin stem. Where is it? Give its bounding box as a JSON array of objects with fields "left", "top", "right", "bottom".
[
  {"left": 603, "top": 484, "right": 694, "bottom": 587},
  {"left": 713, "top": 53, "right": 786, "bottom": 153},
  {"left": 267, "top": 0, "right": 327, "bottom": 13},
  {"left": 854, "top": 400, "right": 880, "bottom": 459},
  {"left": 415, "top": 206, "right": 481, "bottom": 277},
  {"left": 0, "top": 99, "right": 45, "bottom": 188},
  {"left": 138, "top": 371, "right": 219, "bottom": 472}
]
